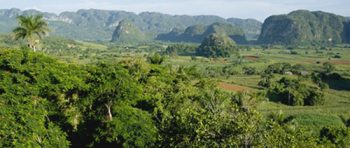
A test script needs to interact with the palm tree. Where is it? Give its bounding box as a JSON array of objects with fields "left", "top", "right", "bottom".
[{"left": 13, "top": 15, "right": 50, "bottom": 51}]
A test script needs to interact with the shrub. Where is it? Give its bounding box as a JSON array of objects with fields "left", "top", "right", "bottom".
[
  {"left": 147, "top": 53, "right": 164, "bottom": 64},
  {"left": 267, "top": 77, "right": 325, "bottom": 106},
  {"left": 243, "top": 66, "right": 257, "bottom": 75},
  {"left": 290, "top": 50, "right": 298, "bottom": 55},
  {"left": 333, "top": 54, "right": 341, "bottom": 59},
  {"left": 264, "top": 63, "right": 292, "bottom": 75}
]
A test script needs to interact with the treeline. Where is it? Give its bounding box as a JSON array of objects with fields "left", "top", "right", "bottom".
[{"left": 0, "top": 48, "right": 349, "bottom": 147}]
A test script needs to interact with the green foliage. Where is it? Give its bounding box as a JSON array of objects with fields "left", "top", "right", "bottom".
[
  {"left": 156, "top": 84, "right": 263, "bottom": 147},
  {"left": 264, "top": 63, "right": 292, "bottom": 75},
  {"left": 319, "top": 127, "right": 350, "bottom": 147},
  {"left": 13, "top": 15, "right": 50, "bottom": 51},
  {"left": 260, "top": 112, "right": 319, "bottom": 147},
  {"left": 243, "top": 66, "right": 257, "bottom": 75},
  {"left": 147, "top": 53, "right": 165, "bottom": 64},
  {"left": 323, "top": 62, "right": 335, "bottom": 73},
  {"left": 262, "top": 63, "right": 308, "bottom": 76},
  {"left": 164, "top": 44, "right": 197, "bottom": 56},
  {"left": 85, "top": 63, "right": 157, "bottom": 147},
  {"left": 0, "top": 49, "right": 89, "bottom": 147},
  {"left": 196, "top": 33, "right": 237, "bottom": 58},
  {"left": 267, "top": 77, "right": 325, "bottom": 106},
  {"left": 0, "top": 48, "right": 349, "bottom": 147},
  {"left": 0, "top": 96, "right": 70, "bottom": 147}
]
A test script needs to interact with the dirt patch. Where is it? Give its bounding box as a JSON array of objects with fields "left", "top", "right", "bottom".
[
  {"left": 329, "top": 60, "right": 350, "bottom": 65},
  {"left": 218, "top": 82, "right": 249, "bottom": 92},
  {"left": 244, "top": 56, "right": 259, "bottom": 61},
  {"left": 210, "top": 58, "right": 230, "bottom": 64}
]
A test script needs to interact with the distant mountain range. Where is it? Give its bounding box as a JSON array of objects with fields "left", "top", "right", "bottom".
[
  {"left": 0, "top": 8, "right": 262, "bottom": 41},
  {"left": 259, "top": 10, "right": 350, "bottom": 45},
  {"left": 1, "top": 8, "right": 350, "bottom": 45},
  {"left": 156, "top": 22, "right": 247, "bottom": 44}
]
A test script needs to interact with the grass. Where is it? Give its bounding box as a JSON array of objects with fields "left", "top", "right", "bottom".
[{"left": 293, "top": 113, "right": 345, "bottom": 134}]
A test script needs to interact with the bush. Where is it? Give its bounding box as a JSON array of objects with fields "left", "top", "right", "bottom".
[
  {"left": 164, "top": 44, "right": 197, "bottom": 56},
  {"left": 243, "top": 66, "right": 257, "bottom": 75},
  {"left": 319, "top": 127, "right": 350, "bottom": 147},
  {"left": 267, "top": 77, "right": 325, "bottom": 106},
  {"left": 264, "top": 63, "right": 292, "bottom": 75},
  {"left": 147, "top": 53, "right": 164, "bottom": 64},
  {"left": 290, "top": 50, "right": 298, "bottom": 55},
  {"left": 222, "top": 65, "right": 239, "bottom": 76},
  {"left": 334, "top": 54, "right": 341, "bottom": 58},
  {"left": 323, "top": 62, "right": 335, "bottom": 73}
]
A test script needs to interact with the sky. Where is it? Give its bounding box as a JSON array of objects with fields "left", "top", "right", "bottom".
[{"left": 0, "top": 0, "right": 349, "bottom": 21}]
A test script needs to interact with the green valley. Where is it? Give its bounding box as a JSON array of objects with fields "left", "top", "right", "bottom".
[{"left": 0, "top": 3, "right": 350, "bottom": 148}]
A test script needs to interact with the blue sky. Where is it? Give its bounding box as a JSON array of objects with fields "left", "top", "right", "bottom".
[{"left": 0, "top": 0, "right": 349, "bottom": 21}]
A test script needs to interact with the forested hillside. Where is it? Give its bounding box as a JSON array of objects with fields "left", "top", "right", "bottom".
[
  {"left": 0, "top": 8, "right": 261, "bottom": 41},
  {"left": 156, "top": 22, "right": 247, "bottom": 44},
  {"left": 259, "top": 10, "right": 349, "bottom": 45},
  {"left": 111, "top": 20, "right": 148, "bottom": 43}
]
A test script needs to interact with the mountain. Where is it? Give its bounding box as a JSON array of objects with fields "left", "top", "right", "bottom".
[
  {"left": 0, "top": 8, "right": 261, "bottom": 41},
  {"left": 226, "top": 18, "right": 261, "bottom": 40},
  {"left": 344, "top": 18, "right": 350, "bottom": 43},
  {"left": 196, "top": 33, "right": 236, "bottom": 58},
  {"left": 111, "top": 20, "right": 147, "bottom": 43},
  {"left": 156, "top": 22, "right": 247, "bottom": 44},
  {"left": 259, "top": 10, "right": 349, "bottom": 45}
]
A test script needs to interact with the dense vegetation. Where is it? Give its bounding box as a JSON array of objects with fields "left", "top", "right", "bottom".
[
  {"left": 1, "top": 48, "right": 349, "bottom": 147},
  {"left": 196, "top": 33, "right": 237, "bottom": 58},
  {"left": 264, "top": 77, "right": 325, "bottom": 106},
  {"left": 163, "top": 44, "right": 197, "bottom": 56},
  {"left": 259, "top": 10, "right": 350, "bottom": 45}
]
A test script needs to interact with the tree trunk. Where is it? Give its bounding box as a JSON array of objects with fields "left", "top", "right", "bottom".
[
  {"left": 33, "top": 45, "right": 36, "bottom": 52},
  {"left": 105, "top": 102, "right": 113, "bottom": 121},
  {"left": 28, "top": 39, "right": 36, "bottom": 52},
  {"left": 288, "top": 93, "right": 291, "bottom": 105}
]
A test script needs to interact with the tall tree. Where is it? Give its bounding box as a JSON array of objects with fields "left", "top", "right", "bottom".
[{"left": 13, "top": 15, "right": 50, "bottom": 51}]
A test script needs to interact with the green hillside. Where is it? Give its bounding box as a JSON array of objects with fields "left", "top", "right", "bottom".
[
  {"left": 111, "top": 20, "right": 147, "bottom": 43},
  {"left": 0, "top": 8, "right": 261, "bottom": 41},
  {"left": 259, "top": 10, "right": 348, "bottom": 45},
  {"left": 196, "top": 33, "right": 237, "bottom": 57},
  {"left": 157, "top": 22, "right": 247, "bottom": 44}
]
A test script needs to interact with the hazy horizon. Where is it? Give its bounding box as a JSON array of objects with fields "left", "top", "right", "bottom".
[{"left": 1, "top": 0, "right": 349, "bottom": 21}]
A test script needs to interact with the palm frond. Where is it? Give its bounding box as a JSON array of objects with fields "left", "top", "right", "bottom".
[
  {"left": 12, "top": 27, "right": 28, "bottom": 40},
  {"left": 13, "top": 15, "right": 50, "bottom": 41}
]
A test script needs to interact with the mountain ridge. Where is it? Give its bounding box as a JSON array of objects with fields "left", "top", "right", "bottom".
[
  {"left": 156, "top": 22, "right": 247, "bottom": 44},
  {"left": 259, "top": 10, "right": 350, "bottom": 45},
  {"left": 0, "top": 8, "right": 262, "bottom": 41}
]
